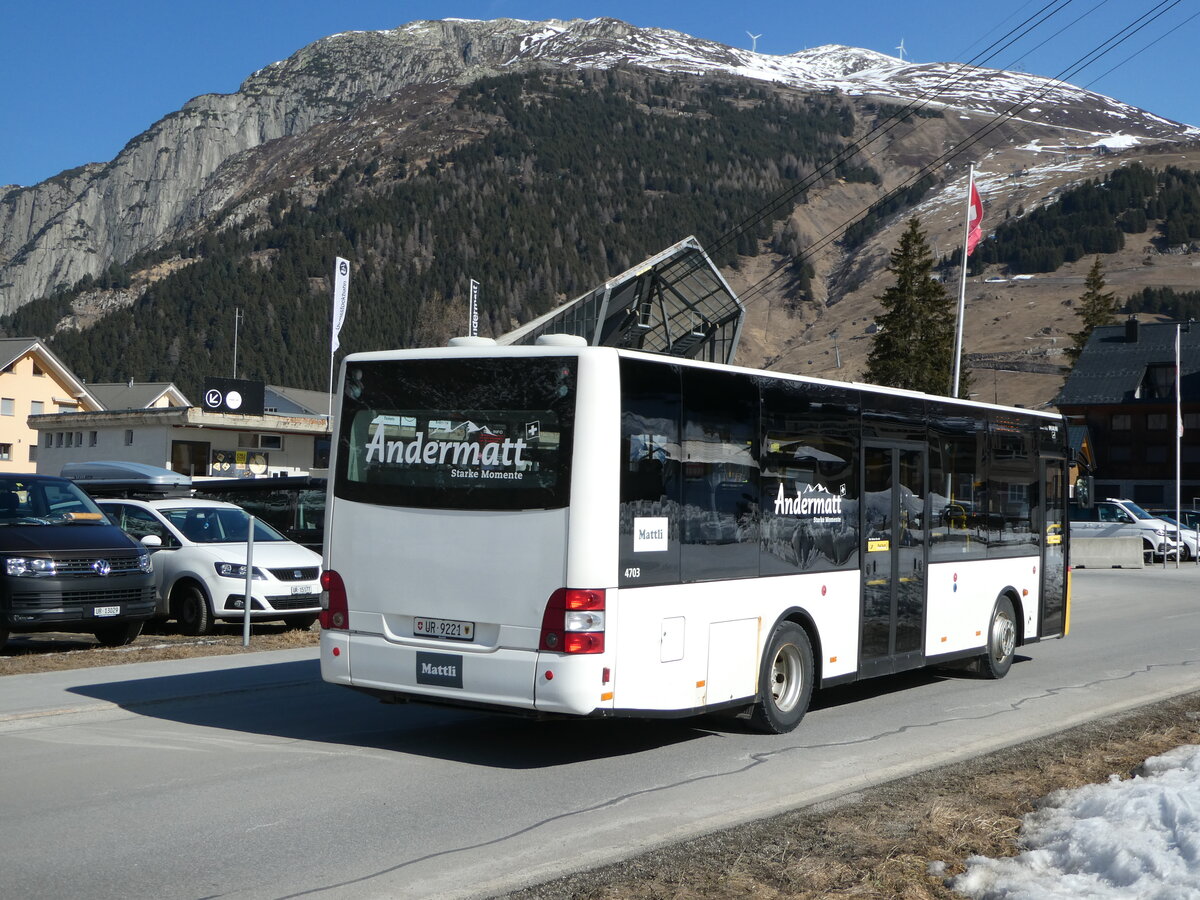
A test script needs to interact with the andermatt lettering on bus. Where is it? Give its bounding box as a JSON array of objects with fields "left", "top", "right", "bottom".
[
  {"left": 363, "top": 423, "right": 527, "bottom": 479},
  {"left": 774, "top": 482, "right": 845, "bottom": 521}
]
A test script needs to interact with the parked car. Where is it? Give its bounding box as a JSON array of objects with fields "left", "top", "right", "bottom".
[
  {"left": 97, "top": 497, "right": 321, "bottom": 635},
  {"left": 1069, "top": 498, "right": 1188, "bottom": 561},
  {"left": 192, "top": 476, "right": 326, "bottom": 553},
  {"left": 1148, "top": 508, "right": 1200, "bottom": 532},
  {"left": 0, "top": 474, "right": 154, "bottom": 649}
]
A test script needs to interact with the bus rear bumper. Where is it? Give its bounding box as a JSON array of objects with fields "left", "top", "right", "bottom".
[
  {"left": 320, "top": 630, "right": 612, "bottom": 717},
  {"left": 320, "top": 630, "right": 541, "bottom": 712}
]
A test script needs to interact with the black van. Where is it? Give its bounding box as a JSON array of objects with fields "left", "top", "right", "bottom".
[{"left": 0, "top": 474, "right": 156, "bottom": 649}]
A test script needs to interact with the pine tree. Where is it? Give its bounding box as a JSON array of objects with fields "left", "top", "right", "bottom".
[
  {"left": 865, "top": 218, "right": 964, "bottom": 395},
  {"left": 1067, "top": 256, "right": 1116, "bottom": 362}
]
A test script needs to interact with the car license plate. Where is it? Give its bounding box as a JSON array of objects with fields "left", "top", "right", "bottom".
[
  {"left": 93, "top": 606, "right": 120, "bottom": 617},
  {"left": 414, "top": 616, "right": 474, "bottom": 641},
  {"left": 291, "top": 585, "right": 311, "bottom": 594}
]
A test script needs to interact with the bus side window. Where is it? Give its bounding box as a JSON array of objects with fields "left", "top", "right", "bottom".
[
  {"left": 618, "top": 359, "right": 682, "bottom": 587},
  {"left": 680, "top": 366, "right": 759, "bottom": 583},
  {"left": 760, "top": 380, "right": 860, "bottom": 575}
]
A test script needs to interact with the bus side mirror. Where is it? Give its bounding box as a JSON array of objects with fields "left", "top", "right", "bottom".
[{"left": 1073, "top": 475, "right": 1093, "bottom": 509}]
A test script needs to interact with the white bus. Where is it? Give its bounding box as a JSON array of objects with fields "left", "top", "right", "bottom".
[{"left": 319, "top": 337, "right": 1069, "bottom": 733}]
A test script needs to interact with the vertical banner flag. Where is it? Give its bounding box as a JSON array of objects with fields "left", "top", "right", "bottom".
[
  {"left": 966, "top": 179, "right": 983, "bottom": 256},
  {"left": 469, "top": 279, "right": 480, "bottom": 337},
  {"left": 331, "top": 257, "right": 351, "bottom": 353},
  {"left": 1178, "top": 325, "right": 1185, "bottom": 437}
]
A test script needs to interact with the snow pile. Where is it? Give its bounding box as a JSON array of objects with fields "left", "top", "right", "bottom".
[{"left": 951, "top": 744, "right": 1200, "bottom": 899}]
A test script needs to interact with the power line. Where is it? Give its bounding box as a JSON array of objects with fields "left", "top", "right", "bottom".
[{"left": 733, "top": 0, "right": 1192, "bottom": 318}]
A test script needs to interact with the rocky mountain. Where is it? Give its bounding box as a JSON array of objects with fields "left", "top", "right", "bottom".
[
  {"left": 2, "top": 17, "right": 1194, "bottom": 316},
  {"left": 1, "top": 16, "right": 1198, "bottom": 408}
]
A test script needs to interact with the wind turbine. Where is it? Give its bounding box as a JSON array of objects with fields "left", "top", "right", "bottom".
[
  {"left": 747, "top": 31, "right": 762, "bottom": 52},
  {"left": 895, "top": 37, "right": 907, "bottom": 61}
]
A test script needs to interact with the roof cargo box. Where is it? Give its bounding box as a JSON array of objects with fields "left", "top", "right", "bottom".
[{"left": 61, "top": 461, "right": 192, "bottom": 497}]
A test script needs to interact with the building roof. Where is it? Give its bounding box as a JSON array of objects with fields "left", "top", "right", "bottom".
[
  {"left": 266, "top": 385, "right": 330, "bottom": 416},
  {"left": 1057, "top": 319, "right": 1200, "bottom": 406},
  {"left": 0, "top": 337, "right": 102, "bottom": 409},
  {"left": 86, "top": 382, "right": 191, "bottom": 410}
]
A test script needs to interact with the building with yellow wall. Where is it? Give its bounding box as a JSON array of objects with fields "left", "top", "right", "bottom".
[{"left": 0, "top": 338, "right": 102, "bottom": 472}]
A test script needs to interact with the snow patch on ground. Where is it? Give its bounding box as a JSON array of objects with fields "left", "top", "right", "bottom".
[{"left": 949, "top": 744, "right": 1200, "bottom": 899}]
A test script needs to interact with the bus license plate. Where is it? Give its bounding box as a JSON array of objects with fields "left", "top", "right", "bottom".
[
  {"left": 414, "top": 617, "right": 474, "bottom": 641},
  {"left": 93, "top": 606, "right": 120, "bottom": 617}
]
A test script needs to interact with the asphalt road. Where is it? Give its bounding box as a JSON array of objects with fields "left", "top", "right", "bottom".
[{"left": 1, "top": 566, "right": 1198, "bottom": 899}]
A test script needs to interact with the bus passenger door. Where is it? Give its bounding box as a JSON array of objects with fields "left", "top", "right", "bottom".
[
  {"left": 1039, "top": 457, "right": 1067, "bottom": 636},
  {"left": 861, "top": 443, "right": 927, "bottom": 678}
]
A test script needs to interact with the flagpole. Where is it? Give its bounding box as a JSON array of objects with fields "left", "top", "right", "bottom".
[
  {"left": 951, "top": 164, "right": 973, "bottom": 399},
  {"left": 1176, "top": 322, "right": 1182, "bottom": 568}
]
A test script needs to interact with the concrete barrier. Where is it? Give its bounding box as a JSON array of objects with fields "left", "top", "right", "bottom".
[{"left": 1071, "top": 535, "right": 1144, "bottom": 569}]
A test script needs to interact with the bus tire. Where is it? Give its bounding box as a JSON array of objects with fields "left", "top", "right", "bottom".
[
  {"left": 175, "top": 584, "right": 214, "bottom": 636},
  {"left": 980, "top": 596, "right": 1016, "bottom": 679},
  {"left": 750, "top": 621, "right": 814, "bottom": 734}
]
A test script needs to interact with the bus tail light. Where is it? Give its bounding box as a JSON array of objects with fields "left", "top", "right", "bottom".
[
  {"left": 320, "top": 569, "right": 349, "bottom": 630},
  {"left": 540, "top": 588, "right": 605, "bottom": 653}
]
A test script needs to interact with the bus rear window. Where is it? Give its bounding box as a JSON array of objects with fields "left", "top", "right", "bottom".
[{"left": 335, "top": 357, "right": 576, "bottom": 510}]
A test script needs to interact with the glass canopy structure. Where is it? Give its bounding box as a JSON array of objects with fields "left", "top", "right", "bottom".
[{"left": 497, "top": 236, "right": 744, "bottom": 365}]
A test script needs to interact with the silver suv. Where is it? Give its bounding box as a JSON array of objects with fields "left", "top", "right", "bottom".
[{"left": 1069, "top": 498, "right": 1188, "bottom": 561}]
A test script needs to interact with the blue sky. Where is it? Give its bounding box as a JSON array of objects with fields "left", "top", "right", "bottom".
[{"left": 3, "top": 1, "right": 1198, "bottom": 188}]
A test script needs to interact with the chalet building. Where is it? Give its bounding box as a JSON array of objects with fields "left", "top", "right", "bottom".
[
  {"left": 1057, "top": 317, "right": 1200, "bottom": 507},
  {"left": 0, "top": 338, "right": 104, "bottom": 472}
]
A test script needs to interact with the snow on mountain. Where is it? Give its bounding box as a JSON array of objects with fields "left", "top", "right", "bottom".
[{"left": 357, "top": 18, "right": 1195, "bottom": 143}]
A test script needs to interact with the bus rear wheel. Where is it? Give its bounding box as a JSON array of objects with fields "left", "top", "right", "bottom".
[
  {"left": 750, "top": 621, "right": 813, "bottom": 734},
  {"left": 980, "top": 596, "right": 1016, "bottom": 679}
]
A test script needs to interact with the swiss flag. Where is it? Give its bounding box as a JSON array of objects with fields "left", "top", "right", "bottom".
[{"left": 966, "top": 180, "right": 983, "bottom": 256}]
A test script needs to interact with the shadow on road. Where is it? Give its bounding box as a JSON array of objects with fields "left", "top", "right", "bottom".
[
  {"left": 64, "top": 659, "right": 714, "bottom": 767},
  {"left": 63, "top": 652, "right": 1033, "bottom": 768}
]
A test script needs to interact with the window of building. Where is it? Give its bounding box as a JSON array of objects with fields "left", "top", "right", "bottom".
[
  {"left": 27, "top": 445, "right": 37, "bottom": 463},
  {"left": 75, "top": 432, "right": 83, "bottom": 447},
  {"left": 0, "top": 398, "right": 13, "bottom": 416},
  {"left": 1185, "top": 413, "right": 1200, "bottom": 430},
  {"left": 1109, "top": 446, "right": 1132, "bottom": 462},
  {"left": 1146, "top": 445, "right": 1168, "bottom": 463},
  {"left": 29, "top": 401, "right": 43, "bottom": 416},
  {"left": 1147, "top": 413, "right": 1168, "bottom": 430},
  {"left": 1137, "top": 364, "right": 1175, "bottom": 400},
  {"left": 43, "top": 433, "right": 52, "bottom": 448},
  {"left": 31, "top": 362, "right": 44, "bottom": 377},
  {"left": 89, "top": 431, "right": 98, "bottom": 447},
  {"left": 1111, "top": 414, "right": 1132, "bottom": 431},
  {"left": 237, "top": 433, "right": 284, "bottom": 450},
  {"left": 0, "top": 444, "right": 11, "bottom": 460},
  {"left": 124, "top": 430, "right": 134, "bottom": 446},
  {"left": 64, "top": 433, "right": 73, "bottom": 448},
  {"left": 56, "top": 404, "right": 74, "bottom": 413},
  {"left": 55, "top": 432, "right": 63, "bottom": 448}
]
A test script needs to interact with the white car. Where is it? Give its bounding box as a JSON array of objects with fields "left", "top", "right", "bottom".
[{"left": 97, "top": 497, "right": 321, "bottom": 635}]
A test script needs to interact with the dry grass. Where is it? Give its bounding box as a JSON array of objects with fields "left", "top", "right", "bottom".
[
  {"left": 505, "top": 693, "right": 1200, "bottom": 900},
  {"left": 0, "top": 621, "right": 318, "bottom": 676}
]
